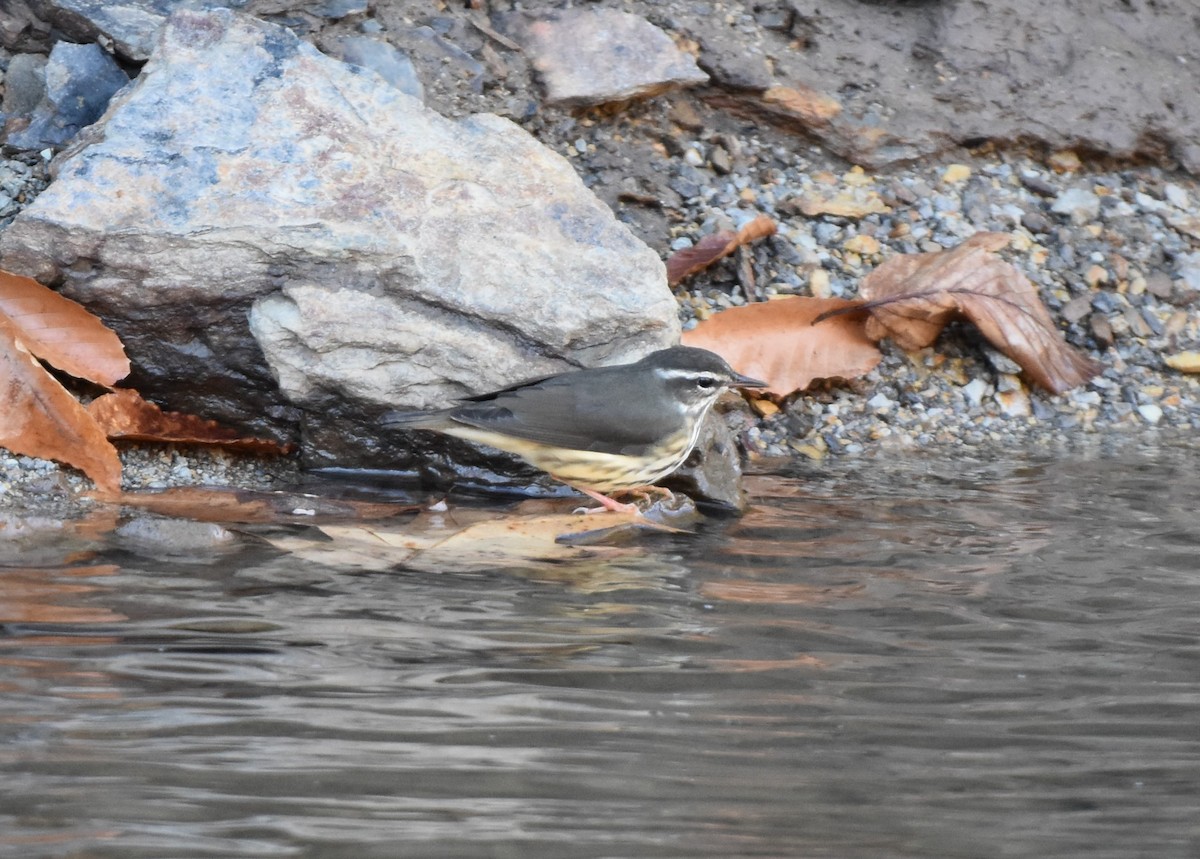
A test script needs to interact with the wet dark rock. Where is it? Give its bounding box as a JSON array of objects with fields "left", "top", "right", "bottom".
[
  {"left": 113, "top": 516, "right": 237, "bottom": 562},
  {"left": 5, "top": 41, "right": 128, "bottom": 149},
  {"left": 662, "top": 412, "right": 753, "bottom": 514}
]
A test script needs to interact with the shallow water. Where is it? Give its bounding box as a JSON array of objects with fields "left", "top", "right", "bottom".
[{"left": 2, "top": 449, "right": 1199, "bottom": 858}]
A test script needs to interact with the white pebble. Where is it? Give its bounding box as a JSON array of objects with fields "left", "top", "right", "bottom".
[
  {"left": 961, "top": 378, "right": 990, "bottom": 406},
  {"left": 1137, "top": 404, "right": 1163, "bottom": 425},
  {"left": 1164, "top": 183, "right": 1189, "bottom": 209}
]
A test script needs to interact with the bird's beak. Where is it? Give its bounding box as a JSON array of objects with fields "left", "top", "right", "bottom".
[{"left": 731, "top": 370, "right": 767, "bottom": 389}]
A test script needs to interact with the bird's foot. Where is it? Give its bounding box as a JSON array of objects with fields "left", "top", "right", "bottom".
[{"left": 577, "top": 487, "right": 644, "bottom": 516}]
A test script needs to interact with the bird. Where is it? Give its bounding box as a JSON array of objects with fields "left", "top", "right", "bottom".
[{"left": 384, "top": 345, "right": 766, "bottom": 512}]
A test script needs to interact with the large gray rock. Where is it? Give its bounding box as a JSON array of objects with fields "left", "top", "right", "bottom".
[{"left": 0, "top": 9, "right": 679, "bottom": 473}]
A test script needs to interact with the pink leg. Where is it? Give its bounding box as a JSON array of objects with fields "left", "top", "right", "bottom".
[{"left": 577, "top": 486, "right": 643, "bottom": 515}]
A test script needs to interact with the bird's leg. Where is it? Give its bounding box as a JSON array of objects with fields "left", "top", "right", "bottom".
[
  {"left": 576, "top": 486, "right": 643, "bottom": 515},
  {"left": 626, "top": 486, "right": 675, "bottom": 505}
]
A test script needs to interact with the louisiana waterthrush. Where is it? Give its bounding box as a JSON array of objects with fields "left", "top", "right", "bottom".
[{"left": 384, "top": 346, "right": 765, "bottom": 510}]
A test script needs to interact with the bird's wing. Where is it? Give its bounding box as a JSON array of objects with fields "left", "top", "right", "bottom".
[{"left": 448, "top": 370, "right": 673, "bottom": 455}]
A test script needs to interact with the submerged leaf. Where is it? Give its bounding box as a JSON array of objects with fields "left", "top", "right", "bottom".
[{"left": 112, "top": 486, "right": 417, "bottom": 524}]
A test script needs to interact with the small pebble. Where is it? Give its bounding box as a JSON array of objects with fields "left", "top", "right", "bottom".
[{"left": 1137, "top": 403, "right": 1163, "bottom": 425}]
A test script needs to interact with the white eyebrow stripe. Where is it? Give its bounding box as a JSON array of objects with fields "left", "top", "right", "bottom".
[{"left": 653, "top": 368, "right": 722, "bottom": 381}]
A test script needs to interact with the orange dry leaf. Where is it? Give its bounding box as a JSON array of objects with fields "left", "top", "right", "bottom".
[
  {"left": 860, "top": 233, "right": 1101, "bottom": 394},
  {"left": 682, "top": 296, "right": 882, "bottom": 397},
  {"left": 0, "top": 268, "right": 132, "bottom": 493},
  {"left": 666, "top": 215, "right": 777, "bottom": 285},
  {"left": 0, "top": 269, "right": 129, "bottom": 385},
  {"left": 87, "top": 389, "right": 293, "bottom": 455},
  {"left": 0, "top": 316, "right": 122, "bottom": 494}
]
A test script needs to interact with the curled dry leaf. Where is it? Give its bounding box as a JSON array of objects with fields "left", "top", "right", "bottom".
[
  {"left": 666, "top": 214, "right": 777, "bottom": 285},
  {"left": 87, "top": 389, "right": 294, "bottom": 455},
  {"left": 0, "top": 318, "right": 122, "bottom": 495},
  {"left": 860, "top": 233, "right": 1101, "bottom": 394},
  {"left": 682, "top": 296, "right": 882, "bottom": 397},
  {"left": 0, "top": 268, "right": 130, "bottom": 493},
  {"left": 0, "top": 269, "right": 129, "bottom": 385}
]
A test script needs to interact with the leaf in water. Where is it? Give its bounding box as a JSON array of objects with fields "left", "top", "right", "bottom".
[
  {"left": 88, "top": 389, "right": 294, "bottom": 454},
  {"left": 0, "top": 318, "right": 122, "bottom": 495},
  {"left": 682, "top": 295, "right": 882, "bottom": 396},
  {"left": 113, "top": 486, "right": 419, "bottom": 524},
  {"left": 666, "top": 214, "right": 776, "bottom": 285},
  {"left": 0, "top": 268, "right": 129, "bottom": 386},
  {"left": 859, "top": 233, "right": 1101, "bottom": 393},
  {"left": 266, "top": 508, "right": 668, "bottom": 575}
]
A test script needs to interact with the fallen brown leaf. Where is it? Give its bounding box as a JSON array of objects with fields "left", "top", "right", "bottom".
[
  {"left": 682, "top": 296, "right": 882, "bottom": 397},
  {"left": 859, "top": 233, "right": 1101, "bottom": 393},
  {"left": 0, "top": 317, "right": 122, "bottom": 494},
  {"left": 666, "top": 214, "right": 777, "bottom": 285},
  {"left": 0, "top": 269, "right": 132, "bottom": 492},
  {"left": 88, "top": 389, "right": 294, "bottom": 454},
  {"left": 0, "top": 269, "right": 128, "bottom": 385}
]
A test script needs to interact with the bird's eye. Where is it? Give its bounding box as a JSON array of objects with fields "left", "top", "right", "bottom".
[{"left": 696, "top": 376, "right": 718, "bottom": 389}]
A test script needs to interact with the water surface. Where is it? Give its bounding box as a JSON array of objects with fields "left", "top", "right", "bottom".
[{"left": 2, "top": 449, "right": 1199, "bottom": 858}]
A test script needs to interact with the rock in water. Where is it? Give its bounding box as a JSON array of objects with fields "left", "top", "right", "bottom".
[{"left": 0, "top": 9, "right": 679, "bottom": 471}]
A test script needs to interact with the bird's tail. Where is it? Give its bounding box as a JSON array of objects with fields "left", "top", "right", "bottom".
[{"left": 380, "top": 408, "right": 449, "bottom": 431}]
